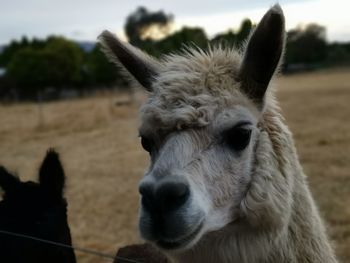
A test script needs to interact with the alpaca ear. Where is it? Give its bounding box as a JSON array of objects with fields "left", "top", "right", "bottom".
[
  {"left": 98, "top": 30, "right": 159, "bottom": 92},
  {"left": 238, "top": 4, "right": 285, "bottom": 107},
  {"left": 39, "top": 149, "right": 65, "bottom": 200},
  {"left": 0, "top": 166, "right": 19, "bottom": 193}
]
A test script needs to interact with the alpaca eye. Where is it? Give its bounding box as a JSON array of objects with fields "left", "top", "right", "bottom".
[
  {"left": 141, "top": 136, "right": 153, "bottom": 153},
  {"left": 224, "top": 125, "right": 252, "bottom": 151}
]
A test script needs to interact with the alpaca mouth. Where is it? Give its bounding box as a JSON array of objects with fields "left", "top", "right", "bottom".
[{"left": 156, "top": 221, "right": 203, "bottom": 250}]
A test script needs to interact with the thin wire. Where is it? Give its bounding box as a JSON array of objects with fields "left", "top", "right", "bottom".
[{"left": 0, "top": 229, "right": 141, "bottom": 263}]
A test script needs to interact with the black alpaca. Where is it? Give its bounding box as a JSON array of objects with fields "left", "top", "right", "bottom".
[{"left": 0, "top": 150, "right": 76, "bottom": 263}]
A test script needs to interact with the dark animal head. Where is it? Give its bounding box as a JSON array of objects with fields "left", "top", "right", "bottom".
[{"left": 0, "top": 149, "right": 76, "bottom": 263}]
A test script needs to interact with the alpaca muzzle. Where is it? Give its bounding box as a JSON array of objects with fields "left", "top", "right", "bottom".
[{"left": 138, "top": 175, "right": 205, "bottom": 250}]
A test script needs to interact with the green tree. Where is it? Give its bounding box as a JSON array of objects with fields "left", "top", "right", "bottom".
[
  {"left": 211, "top": 30, "right": 237, "bottom": 46},
  {"left": 0, "top": 36, "right": 39, "bottom": 67},
  {"left": 125, "top": 6, "right": 173, "bottom": 47},
  {"left": 286, "top": 24, "right": 328, "bottom": 65},
  {"left": 155, "top": 27, "right": 208, "bottom": 56},
  {"left": 211, "top": 19, "right": 252, "bottom": 48},
  {"left": 7, "top": 37, "right": 84, "bottom": 95},
  {"left": 326, "top": 43, "right": 350, "bottom": 65},
  {"left": 7, "top": 48, "right": 54, "bottom": 94},
  {"left": 45, "top": 37, "right": 83, "bottom": 85},
  {"left": 123, "top": 7, "right": 208, "bottom": 57},
  {"left": 83, "top": 44, "right": 120, "bottom": 87},
  {"left": 236, "top": 19, "right": 253, "bottom": 44}
]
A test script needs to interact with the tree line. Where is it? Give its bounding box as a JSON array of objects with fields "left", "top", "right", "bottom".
[
  {"left": 0, "top": 36, "right": 121, "bottom": 99},
  {"left": 0, "top": 6, "right": 349, "bottom": 100}
]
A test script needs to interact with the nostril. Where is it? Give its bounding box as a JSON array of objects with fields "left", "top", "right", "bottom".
[
  {"left": 141, "top": 195, "right": 155, "bottom": 212},
  {"left": 139, "top": 183, "right": 152, "bottom": 197},
  {"left": 139, "top": 183, "right": 155, "bottom": 211},
  {"left": 170, "top": 182, "right": 189, "bottom": 199},
  {"left": 156, "top": 181, "right": 190, "bottom": 212}
]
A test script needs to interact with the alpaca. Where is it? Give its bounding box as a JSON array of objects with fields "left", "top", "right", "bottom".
[
  {"left": 99, "top": 5, "right": 338, "bottom": 263},
  {"left": 0, "top": 150, "right": 76, "bottom": 263}
]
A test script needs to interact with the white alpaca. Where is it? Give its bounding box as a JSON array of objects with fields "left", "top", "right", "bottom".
[{"left": 100, "top": 5, "right": 338, "bottom": 263}]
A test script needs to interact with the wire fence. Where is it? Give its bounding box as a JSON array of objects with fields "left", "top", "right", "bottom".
[{"left": 0, "top": 229, "right": 142, "bottom": 263}]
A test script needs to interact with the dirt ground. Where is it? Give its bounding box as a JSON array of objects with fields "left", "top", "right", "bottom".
[{"left": 0, "top": 68, "right": 349, "bottom": 262}]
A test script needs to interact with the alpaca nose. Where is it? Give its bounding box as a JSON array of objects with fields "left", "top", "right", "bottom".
[{"left": 139, "top": 177, "right": 190, "bottom": 213}]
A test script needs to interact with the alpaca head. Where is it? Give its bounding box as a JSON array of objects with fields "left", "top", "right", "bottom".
[
  {"left": 0, "top": 150, "right": 76, "bottom": 262},
  {"left": 100, "top": 4, "right": 285, "bottom": 253}
]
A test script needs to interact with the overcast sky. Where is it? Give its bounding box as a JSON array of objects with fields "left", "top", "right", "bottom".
[{"left": 1, "top": 0, "right": 349, "bottom": 45}]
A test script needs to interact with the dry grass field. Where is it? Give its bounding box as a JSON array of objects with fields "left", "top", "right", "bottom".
[{"left": 0, "top": 68, "right": 349, "bottom": 262}]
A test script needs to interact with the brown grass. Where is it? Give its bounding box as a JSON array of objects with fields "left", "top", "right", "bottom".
[{"left": 0, "top": 68, "right": 349, "bottom": 262}]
